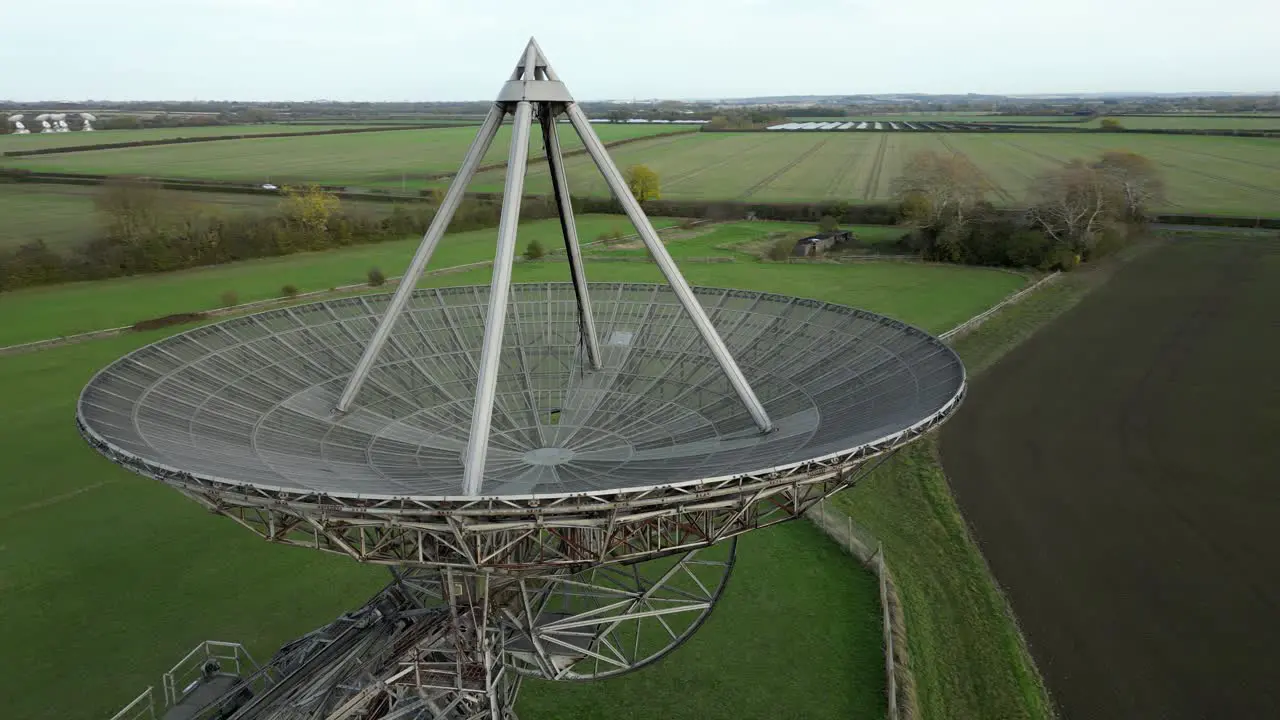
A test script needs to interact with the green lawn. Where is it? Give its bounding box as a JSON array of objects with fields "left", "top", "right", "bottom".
[
  {"left": 586, "top": 221, "right": 906, "bottom": 260},
  {"left": 3, "top": 124, "right": 697, "bottom": 188},
  {"left": 518, "top": 523, "right": 886, "bottom": 720},
  {"left": 0, "top": 256, "right": 1024, "bottom": 720},
  {"left": 399, "top": 260, "right": 1023, "bottom": 337},
  {"left": 0, "top": 328, "right": 887, "bottom": 720},
  {"left": 0, "top": 215, "right": 677, "bottom": 347}
]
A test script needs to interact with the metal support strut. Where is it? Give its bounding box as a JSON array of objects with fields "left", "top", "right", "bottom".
[
  {"left": 541, "top": 104, "right": 602, "bottom": 371},
  {"left": 335, "top": 106, "right": 505, "bottom": 413},
  {"left": 564, "top": 103, "right": 774, "bottom": 435},
  {"left": 334, "top": 38, "right": 774, "bottom": 498}
]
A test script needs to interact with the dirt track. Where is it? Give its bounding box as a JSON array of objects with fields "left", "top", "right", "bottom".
[{"left": 941, "top": 237, "right": 1280, "bottom": 719}]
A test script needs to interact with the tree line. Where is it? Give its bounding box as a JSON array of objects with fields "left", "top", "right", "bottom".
[
  {"left": 0, "top": 181, "right": 562, "bottom": 293},
  {"left": 892, "top": 149, "right": 1164, "bottom": 269}
]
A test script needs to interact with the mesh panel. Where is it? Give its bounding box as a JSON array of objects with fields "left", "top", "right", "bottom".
[{"left": 79, "top": 283, "right": 964, "bottom": 497}]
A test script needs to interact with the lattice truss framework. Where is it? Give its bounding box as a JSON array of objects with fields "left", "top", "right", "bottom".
[{"left": 150, "top": 544, "right": 735, "bottom": 719}]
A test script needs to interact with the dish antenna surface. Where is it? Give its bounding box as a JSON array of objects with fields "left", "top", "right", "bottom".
[
  {"left": 79, "top": 38, "right": 965, "bottom": 720},
  {"left": 4, "top": 114, "right": 28, "bottom": 134},
  {"left": 80, "top": 112, "right": 96, "bottom": 131}
]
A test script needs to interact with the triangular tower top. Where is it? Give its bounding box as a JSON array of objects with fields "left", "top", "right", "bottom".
[
  {"left": 335, "top": 40, "right": 774, "bottom": 496},
  {"left": 498, "top": 38, "right": 573, "bottom": 104}
]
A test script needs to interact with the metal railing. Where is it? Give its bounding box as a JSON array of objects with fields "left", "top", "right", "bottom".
[
  {"left": 161, "top": 641, "right": 257, "bottom": 707},
  {"left": 107, "top": 687, "right": 155, "bottom": 720}
]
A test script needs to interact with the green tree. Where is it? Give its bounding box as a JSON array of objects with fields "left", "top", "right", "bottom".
[
  {"left": 524, "top": 238, "right": 546, "bottom": 260},
  {"left": 818, "top": 215, "right": 839, "bottom": 233},
  {"left": 625, "top": 165, "right": 661, "bottom": 203},
  {"left": 1099, "top": 118, "right": 1124, "bottom": 131},
  {"left": 280, "top": 184, "right": 341, "bottom": 250},
  {"left": 768, "top": 237, "right": 796, "bottom": 261}
]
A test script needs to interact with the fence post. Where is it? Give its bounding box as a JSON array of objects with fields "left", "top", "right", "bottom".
[{"left": 879, "top": 543, "right": 897, "bottom": 720}]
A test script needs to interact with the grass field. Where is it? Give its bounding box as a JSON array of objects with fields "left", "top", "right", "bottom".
[
  {"left": 0, "top": 124, "right": 373, "bottom": 153},
  {"left": 8, "top": 125, "right": 1277, "bottom": 216},
  {"left": 0, "top": 218, "right": 1005, "bottom": 349},
  {"left": 0, "top": 255, "right": 1023, "bottom": 720},
  {"left": 459, "top": 131, "right": 1280, "bottom": 216},
  {"left": 2, "top": 124, "right": 697, "bottom": 188},
  {"left": 0, "top": 215, "right": 681, "bottom": 346},
  {"left": 1083, "top": 115, "right": 1280, "bottom": 130},
  {"left": 585, "top": 221, "right": 906, "bottom": 260}
]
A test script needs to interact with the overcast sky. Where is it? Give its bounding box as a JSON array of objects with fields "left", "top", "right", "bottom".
[{"left": 2, "top": 0, "right": 1277, "bottom": 102}]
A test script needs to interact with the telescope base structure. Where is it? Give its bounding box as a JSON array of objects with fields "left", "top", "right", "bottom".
[
  {"left": 82, "top": 413, "right": 939, "bottom": 571},
  {"left": 80, "top": 38, "right": 969, "bottom": 720},
  {"left": 114, "top": 544, "right": 734, "bottom": 720}
]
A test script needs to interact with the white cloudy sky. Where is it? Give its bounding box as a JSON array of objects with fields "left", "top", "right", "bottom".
[{"left": 2, "top": 0, "right": 1276, "bottom": 101}]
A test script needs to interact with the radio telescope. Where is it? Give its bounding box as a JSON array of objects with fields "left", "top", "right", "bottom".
[
  {"left": 34, "top": 113, "right": 52, "bottom": 132},
  {"left": 5, "top": 114, "right": 29, "bottom": 134},
  {"left": 80, "top": 112, "right": 96, "bottom": 131},
  {"left": 79, "top": 39, "right": 965, "bottom": 720}
]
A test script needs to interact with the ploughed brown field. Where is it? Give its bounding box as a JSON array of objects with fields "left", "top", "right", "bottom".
[{"left": 941, "top": 236, "right": 1280, "bottom": 719}]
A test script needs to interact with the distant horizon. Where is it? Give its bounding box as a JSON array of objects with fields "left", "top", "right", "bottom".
[
  {"left": 2, "top": 0, "right": 1277, "bottom": 103},
  {"left": 3, "top": 90, "right": 1279, "bottom": 107}
]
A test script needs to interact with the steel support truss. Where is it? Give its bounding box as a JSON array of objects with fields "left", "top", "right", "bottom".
[
  {"left": 334, "top": 38, "right": 773, "bottom": 498},
  {"left": 116, "top": 543, "right": 735, "bottom": 719},
  {"left": 78, "top": 384, "right": 956, "bottom": 571}
]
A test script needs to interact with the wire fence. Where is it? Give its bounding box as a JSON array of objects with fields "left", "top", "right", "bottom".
[
  {"left": 940, "top": 271, "right": 1061, "bottom": 342},
  {"left": 808, "top": 499, "right": 917, "bottom": 720}
]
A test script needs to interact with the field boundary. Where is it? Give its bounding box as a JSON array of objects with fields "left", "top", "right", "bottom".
[
  {"left": 808, "top": 269, "right": 1067, "bottom": 720},
  {"left": 7, "top": 171, "right": 1280, "bottom": 227},
  {"left": 0, "top": 124, "right": 466, "bottom": 158},
  {"left": 940, "top": 272, "right": 1062, "bottom": 342},
  {"left": 0, "top": 223, "right": 678, "bottom": 357}
]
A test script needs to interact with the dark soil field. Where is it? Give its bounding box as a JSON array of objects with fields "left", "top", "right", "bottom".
[{"left": 941, "top": 236, "right": 1280, "bottom": 719}]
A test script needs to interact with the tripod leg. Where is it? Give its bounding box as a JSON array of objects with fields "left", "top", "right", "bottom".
[
  {"left": 540, "top": 105, "right": 602, "bottom": 370},
  {"left": 462, "top": 100, "right": 536, "bottom": 496},
  {"left": 336, "top": 105, "right": 505, "bottom": 413},
  {"left": 564, "top": 103, "right": 773, "bottom": 434}
]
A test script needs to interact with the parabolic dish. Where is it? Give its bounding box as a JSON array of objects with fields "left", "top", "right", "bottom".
[{"left": 77, "top": 283, "right": 964, "bottom": 500}]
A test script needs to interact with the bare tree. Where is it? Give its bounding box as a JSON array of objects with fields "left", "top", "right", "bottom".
[
  {"left": 1092, "top": 151, "right": 1164, "bottom": 221},
  {"left": 892, "top": 150, "right": 988, "bottom": 232},
  {"left": 1026, "top": 161, "right": 1114, "bottom": 250}
]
